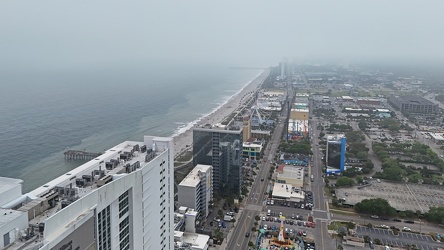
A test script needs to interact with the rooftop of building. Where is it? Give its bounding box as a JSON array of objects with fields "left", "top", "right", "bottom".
[
  {"left": 327, "top": 134, "right": 346, "bottom": 141},
  {"left": 429, "top": 133, "right": 444, "bottom": 141},
  {"left": 272, "top": 183, "right": 304, "bottom": 201},
  {"left": 193, "top": 124, "right": 242, "bottom": 133},
  {"left": 277, "top": 166, "right": 304, "bottom": 181},
  {"left": 174, "top": 231, "right": 210, "bottom": 250},
  {"left": 179, "top": 164, "right": 212, "bottom": 188},
  {"left": 0, "top": 208, "right": 24, "bottom": 228},
  {"left": 0, "top": 177, "right": 23, "bottom": 196},
  {"left": 395, "top": 95, "right": 436, "bottom": 105}
]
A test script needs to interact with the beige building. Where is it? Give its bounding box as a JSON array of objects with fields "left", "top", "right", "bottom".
[
  {"left": 242, "top": 117, "right": 251, "bottom": 142},
  {"left": 290, "top": 109, "right": 309, "bottom": 120}
]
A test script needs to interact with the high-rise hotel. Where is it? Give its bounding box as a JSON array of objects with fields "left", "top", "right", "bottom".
[{"left": 0, "top": 136, "right": 175, "bottom": 250}]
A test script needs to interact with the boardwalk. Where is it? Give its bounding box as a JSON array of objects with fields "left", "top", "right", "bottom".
[{"left": 64, "top": 150, "right": 102, "bottom": 160}]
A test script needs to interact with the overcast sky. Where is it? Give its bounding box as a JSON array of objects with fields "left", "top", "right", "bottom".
[{"left": 1, "top": 0, "right": 443, "bottom": 69}]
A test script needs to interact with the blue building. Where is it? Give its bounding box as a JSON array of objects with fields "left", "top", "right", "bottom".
[{"left": 326, "top": 135, "right": 346, "bottom": 175}]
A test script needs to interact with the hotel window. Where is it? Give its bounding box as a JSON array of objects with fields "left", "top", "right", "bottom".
[
  {"left": 98, "top": 206, "right": 111, "bottom": 250},
  {"left": 119, "top": 190, "right": 129, "bottom": 218}
]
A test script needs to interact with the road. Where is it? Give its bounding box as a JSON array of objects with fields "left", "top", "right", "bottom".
[
  {"left": 350, "top": 121, "right": 382, "bottom": 174},
  {"left": 310, "top": 117, "right": 335, "bottom": 249},
  {"left": 309, "top": 98, "right": 335, "bottom": 250},
  {"left": 226, "top": 91, "right": 289, "bottom": 249}
]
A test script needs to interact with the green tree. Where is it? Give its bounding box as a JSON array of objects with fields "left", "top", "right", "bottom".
[
  {"left": 354, "top": 198, "right": 396, "bottom": 216},
  {"left": 356, "top": 151, "right": 368, "bottom": 160},
  {"left": 424, "top": 206, "right": 444, "bottom": 224},
  {"left": 335, "top": 176, "right": 355, "bottom": 187},
  {"left": 382, "top": 166, "right": 404, "bottom": 181}
]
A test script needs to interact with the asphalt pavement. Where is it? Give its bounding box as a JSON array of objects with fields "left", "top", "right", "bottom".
[{"left": 225, "top": 94, "right": 289, "bottom": 249}]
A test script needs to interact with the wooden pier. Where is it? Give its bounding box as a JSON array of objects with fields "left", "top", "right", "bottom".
[{"left": 64, "top": 150, "right": 102, "bottom": 161}]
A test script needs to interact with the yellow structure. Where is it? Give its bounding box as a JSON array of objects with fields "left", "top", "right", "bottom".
[
  {"left": 290, "top": 109, "right": 309, "bottom": 120},
  {"left": 242, "top": 117, "right": 251, "bottom": 142}
]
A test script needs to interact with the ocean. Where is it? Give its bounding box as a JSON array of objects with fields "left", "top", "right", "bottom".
[{"left": 0, "top": 62, "right": 262, "bottom": 192}]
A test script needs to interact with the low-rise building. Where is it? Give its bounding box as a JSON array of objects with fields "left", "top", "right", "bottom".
[
  {"left": 276, "top": 165, "right": 304, "bottom": 188},
  {"left": 271, "top": 183, "right": 304, "bottom": 203}
]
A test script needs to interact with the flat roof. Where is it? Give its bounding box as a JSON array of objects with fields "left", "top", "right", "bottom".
[
  {"left": 179, "top": 164, "right": 211, "bottom": 188},
  {"left": 272, "top": 183, "right": 304, "bottom": 200},
  {"left": 397, "top": 95, "right": 435, "bottom": 105},
  {"left": 0, "top": 208, "right": 24, "bottom": 228},
  {"left": 429, "top": 133, "right": 444, "bottom": 141},
  {"left": 277, "top": 166, "right": 304, "bottom": 181},
  {"left": 0, "top": 177, "right": 22, "bottom": 196},
  {"left": 175, "top": 231, "right": 209, "bottom": 250}
]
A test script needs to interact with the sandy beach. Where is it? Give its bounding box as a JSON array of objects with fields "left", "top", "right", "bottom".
[{"left": 173, "top": 68, "right": 270, "bottom": 159}]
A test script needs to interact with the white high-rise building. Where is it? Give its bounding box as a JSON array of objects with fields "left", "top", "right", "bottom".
[
  {"left": 0, "top": 136, "right": 175, "bottom": 250},
  {"left": 178, "top": 164, "right": 212, "bottom": 219}
]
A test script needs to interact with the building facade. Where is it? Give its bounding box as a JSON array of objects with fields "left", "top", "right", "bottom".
[
  {"left": 193, "top": 127, "right": 243, "bottom": 196},
  {"left": 178, "top": 165, "right": 213, "bottom": 219},
  {"left": 1, "top": 136, "right": 175, "bottom": 250},
  {"left": 326, "top": 135, "right": 346, "bottom": 175}
]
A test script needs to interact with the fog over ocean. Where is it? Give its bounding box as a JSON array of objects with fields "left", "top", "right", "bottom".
[{"left": 0, "top": 62, "right": 261, "bottom": 191}]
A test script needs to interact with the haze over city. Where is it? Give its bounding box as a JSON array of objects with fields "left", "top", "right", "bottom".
[
  {"left": 1, "top": 1, "right": 444, "bottom": 69},
  {"left": 2, "top": 1, "right": 444, "bottom": 250}
]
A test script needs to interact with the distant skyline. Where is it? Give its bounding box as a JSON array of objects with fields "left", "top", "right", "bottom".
[{"left": 1, "top": 1, "right": 443, "bottom": 69}]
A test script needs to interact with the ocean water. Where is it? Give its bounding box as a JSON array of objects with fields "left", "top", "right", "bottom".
[{"left": 0, "top": 63, "right": 261, "bottom": 192}]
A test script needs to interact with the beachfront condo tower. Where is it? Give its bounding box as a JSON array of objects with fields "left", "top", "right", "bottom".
[
  {"left": 193, "top": 125, "right": 243, "bottom": 197},
  {"left": 0, "top": 136, "right": 175, "bottom": 250}
]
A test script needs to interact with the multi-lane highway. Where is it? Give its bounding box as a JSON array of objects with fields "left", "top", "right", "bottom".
[
  {"left": 310, "top": 99, "right": 335, "bottom": 250},
  {"left": 226, "top": 91, "right": 289, "bottom": 249}
]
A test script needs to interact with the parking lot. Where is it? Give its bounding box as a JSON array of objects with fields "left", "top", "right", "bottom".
[
  {"left": 356, "top": 226, "right": 441, "bottom": 250},
  {"left": 337, "top": 181, "right": 444, "bottom": 212}
]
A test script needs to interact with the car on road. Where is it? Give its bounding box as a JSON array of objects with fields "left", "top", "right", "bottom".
[
  {"left": 261, "top": 178, "right": 264, "bottom": 181},
  {"left": 404, "top": 220, "right": 415, "bottom": 224},
  {"left": 370, "top": 215, "right": 379, "bottom": 219},
  {"left": 393, "top": 218, "right": 402, "bottom": 222},
  {"left": 403, "top": 227, "right": 411, "bottom": 232},
  {"left": 245, "top": 232, "right": 250, "bottom": 237},
  {"left": 380, "top": 225, "right": 389, "bottom": 229}
]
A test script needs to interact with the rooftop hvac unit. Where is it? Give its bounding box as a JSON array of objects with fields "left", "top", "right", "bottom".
[
  {"left": 75, "top": 178, "right": 85, "bottom": 187},
  {"left": 82, "top": 175, "right": 93, "bottom": 183}
]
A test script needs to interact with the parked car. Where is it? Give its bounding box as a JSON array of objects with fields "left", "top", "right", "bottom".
[
  {"left": 403, "top": 227, "right": 411, "bottom": 232},
  {"left": 245, "top": 232, "right": 250, "bottom": 237},
  {"left": 370, "top": 215, "right": 379, "bottom": 219},
  {"left": 393, "top": 218, "right": 402, "bottom": 222},
  {"left": 404, "top": 220, "right": 415, "bottom": 224}
]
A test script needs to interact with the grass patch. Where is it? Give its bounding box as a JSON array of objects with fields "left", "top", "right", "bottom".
[{"left": 328, "top": 221, "right": 350, "bottom": 231}]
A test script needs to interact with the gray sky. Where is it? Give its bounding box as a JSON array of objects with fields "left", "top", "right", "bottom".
[{"left": 1, "top": 0, "right": 443, "bottom": 68}]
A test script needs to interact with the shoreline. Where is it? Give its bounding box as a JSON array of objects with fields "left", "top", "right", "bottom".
[{"left": 173, "top": 68, "right": 271, "bottom": 159}]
